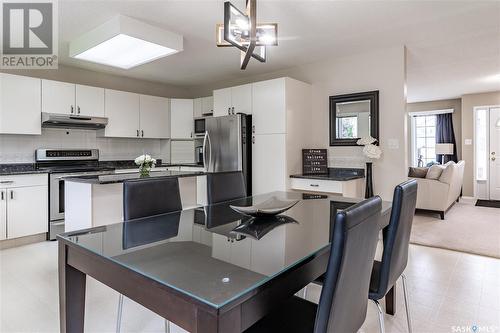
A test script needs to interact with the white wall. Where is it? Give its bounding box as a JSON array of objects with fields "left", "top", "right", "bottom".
[
  {"left": 0, "top": 129, "right": 170, "bottom": 163},
  {"left": 190, "top": 46, "right": 408, "bottom": 200}
]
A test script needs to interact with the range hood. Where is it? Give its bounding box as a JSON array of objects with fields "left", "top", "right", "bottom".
[{"left": 41, "top": 113, "right": 108, "bottom": 129}]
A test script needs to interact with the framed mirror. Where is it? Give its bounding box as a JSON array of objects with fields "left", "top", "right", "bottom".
[{"left": 329, "top": 91, "right": 379, "bottom": 146}]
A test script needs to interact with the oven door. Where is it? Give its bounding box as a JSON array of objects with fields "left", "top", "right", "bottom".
[
  {"left": 49, "top": 173, "right": 66, "bottom": 222},
  {"left": 194, "top": 118, "right": 206, "bottom": 136}
]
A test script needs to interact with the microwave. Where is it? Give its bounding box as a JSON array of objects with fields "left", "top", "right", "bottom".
[{"left": 194, "top": 118, "right": 206, "bottom": 136}]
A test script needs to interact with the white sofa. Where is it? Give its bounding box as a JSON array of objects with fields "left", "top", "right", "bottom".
[{"left": 410, "top": 160, "right": 465, "bottom": 219}]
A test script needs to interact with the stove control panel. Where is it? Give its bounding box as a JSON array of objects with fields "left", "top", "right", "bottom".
[{"left": 36, "top": 149, "right": 99, "bottom": 161}]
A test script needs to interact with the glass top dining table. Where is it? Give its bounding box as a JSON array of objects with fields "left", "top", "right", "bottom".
[{"left": 58, "top": 191, "right": 392, "bottom": 310}]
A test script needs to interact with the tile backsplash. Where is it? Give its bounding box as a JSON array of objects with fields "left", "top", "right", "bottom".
[{"left": 0, "top": 129, "right": 170, "bottom": 163}]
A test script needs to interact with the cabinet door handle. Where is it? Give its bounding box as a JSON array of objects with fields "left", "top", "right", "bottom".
[
  {"left": 137, "top": 130, "right": 140, "bottom": 137},
  {"left": 70, "top": 105, "right": 74, "bottom": 114},
  {"left": 252, "top": 136, "right": 255, "bottom": 144},
  {"left": 77, "top": 106, "right": 81, "bottom": 114},
  {"left": 252, "top": 125, "right": 255, "bottom": 133},
  {"left": 9, "top": 190, "right": 13, "bottom": 199},
  {"left": 1, "top": 191, "right": 4, "bottom": 201},
  {"left": 231, "top": 106, "right": 235, "bottom": 114},
  {"left": 0, "top": 180, "right": 13, "bottom": 184},
  {"left": 310, "top": 184, "right": 319, "bottom": 187},
  {"left": 141, "top": 130, "right": 144, "bottom": 137}
]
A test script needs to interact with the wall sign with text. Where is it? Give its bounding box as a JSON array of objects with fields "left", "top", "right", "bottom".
[{"left": 302, "top": 149, "right": 328, "bottom": 175}]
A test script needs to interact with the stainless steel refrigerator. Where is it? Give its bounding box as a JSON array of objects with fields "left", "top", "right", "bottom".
[{"left": 203, "top": 114, "right": 252, "bottom": 195}]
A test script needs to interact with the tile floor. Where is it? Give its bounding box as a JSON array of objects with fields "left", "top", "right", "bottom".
[{"left": 1, "top": 241, "right": 499, "bottom": 333}]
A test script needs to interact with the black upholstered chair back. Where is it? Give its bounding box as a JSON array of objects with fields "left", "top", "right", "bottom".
[
  {"left": 123, "top": 177, "right": 182, "bottom": 220},
  {"left": 372, "top": 179, "right": 418, "bottom": 300},
  {"left": 314, "top": 196, "right": 382, "bottom": 333},
  {"left": 206, "top": 171, "right": 246, "bottom": 204}
]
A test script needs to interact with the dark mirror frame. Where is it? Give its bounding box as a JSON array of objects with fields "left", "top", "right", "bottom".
[{"left": 329, "top": 90, "right": 379, "bottom": 146}]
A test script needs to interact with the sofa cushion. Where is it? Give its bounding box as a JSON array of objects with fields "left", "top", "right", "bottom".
[
  {"left": 439, "top": 162, "right": 455, "bottom": 184},
  {"left": 426, "top": 164, "right": 445, "bottom": 180},
  {"left": 408, "top": 167, "right": 428, "bottom": 178}
]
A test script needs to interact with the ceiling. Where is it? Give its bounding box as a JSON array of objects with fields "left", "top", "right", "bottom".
[{"left": 58, "top": 1, "right": 500, "bottom": 102}]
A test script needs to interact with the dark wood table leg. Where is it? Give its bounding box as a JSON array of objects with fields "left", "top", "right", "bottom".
[
  {"left": 59, "top": 242, "right": 86, "bottom": 333},
  {"left": 385, "top": 286, "right": 396, "bottom": 315}
]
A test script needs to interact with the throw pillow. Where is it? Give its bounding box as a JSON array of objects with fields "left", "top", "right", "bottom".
[
  {"left": 439, "top": 163, "right": 455, "bottom": 184},
  {"left": 408, "top": 167, "right": 428, "bottom": 178},
  {"left": 426, "top": 164, "right": 445, "bottom": 180}
]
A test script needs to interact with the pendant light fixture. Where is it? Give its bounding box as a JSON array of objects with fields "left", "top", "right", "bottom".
[{"left": 216, "top": 0, "right": 278, "bottom": 70}]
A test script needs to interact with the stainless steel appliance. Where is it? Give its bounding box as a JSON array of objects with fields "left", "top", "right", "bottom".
[
  {"left": 203, "top": 114, "right": 252, "bottom": 194},
  {"left": 35, "top": 149, "right": 114, "bottom": 240},
  {"left": 195, "top": 146, "right": 204, "bottom": 165},
  {"left": 41, "top": 112, "right": 108, "bottom": 129},
  {"left": 194, "top": 118, "right": 206, "bottom": 136}
]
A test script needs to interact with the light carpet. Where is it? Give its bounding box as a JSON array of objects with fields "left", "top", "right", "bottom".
[{"left": 411, "top": 199, "right": 500, "bottom": 258}]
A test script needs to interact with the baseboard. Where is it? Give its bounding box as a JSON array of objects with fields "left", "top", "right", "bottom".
[{"left": 0, "top": 233, "right": 47, "bottom": 250}]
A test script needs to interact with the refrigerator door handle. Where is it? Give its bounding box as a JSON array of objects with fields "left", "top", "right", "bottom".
[
  {"left": 207, "top": 131, "right": 212, "bottom": 172},
  {"left": 203, "top": 131, "right": 209, "bottom": 172}
]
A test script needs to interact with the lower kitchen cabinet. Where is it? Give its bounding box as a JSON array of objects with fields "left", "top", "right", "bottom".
[{"left": 0, "top": 174, "right": 48, "bottom": 240}]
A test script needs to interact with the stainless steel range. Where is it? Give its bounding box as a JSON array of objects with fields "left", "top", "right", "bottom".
[{"left": 35, "top": 149, "right": 114, "bottom": 240}]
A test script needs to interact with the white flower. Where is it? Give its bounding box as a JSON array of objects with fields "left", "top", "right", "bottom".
[
  {"left": 357, "top": 136, "right": 377, "bottom": 146},
  {"left": 363, "top": 144, "right": 382, "bottom": 159},
  {"left": 135, "top": 154, "right": 157, "bottom": 166}
]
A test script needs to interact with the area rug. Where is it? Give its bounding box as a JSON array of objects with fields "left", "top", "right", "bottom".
[
  {"left": 410, "top": 199, "right": 500, "bottom": 258},
  {"left": 476, "top": 199, "right": 500, "bottom": 208}
]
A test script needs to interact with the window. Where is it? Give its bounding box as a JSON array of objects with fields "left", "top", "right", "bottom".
[
  {"left": 412, "top": 115, "right": 436, "bottom": 166},
  {"left": 336, "top": 116, "right": 358, "bottom": 139},
  {"left": 475, "top": 108, "right": 488, "bottom": 181}
]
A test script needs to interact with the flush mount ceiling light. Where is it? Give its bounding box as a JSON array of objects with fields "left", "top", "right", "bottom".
[
  {"left": 70, "top": 15, "right": 183, "bottom": 70},
  {"left": 216, "top": 0, "right": 278, "bottom": 70}
]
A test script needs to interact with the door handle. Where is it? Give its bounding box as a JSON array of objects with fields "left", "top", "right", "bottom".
[
  {"left": 252, "top": 136, "right": 255, "bottom": 144},
  {"left": 231, "top": 107, "right": 235, "bottom": 114},
  {"left": 252, "top": 125, "right": 255, "bottom": 133},
  {"left": 203, "top": 131, "right": 208, "bottom": 171},
  {"left": 492, "top": 157, "right": 496, "bottom": 161},
  {"left": 0, "top": 180, "right": 14, "bottom": 184},
  {"left": 70, "top": 105, "right": 74, "bottom": 114},
  {"left": 310, "top": 184, "right": 320, "bottom": 187},
  {"left": 136, "top": 130, "right": 140, "bottom": 137},
  {"left": 1, "top": 191, "right": 4, "bottom": 201},
  {"left": 77, "top": 106, "right": 81, "bottom": 114},
  {"left": 9, "top": 190, "right": 13, "bottom": 200},
  {"left": 141, "top": 130, "right": 144, "bottom": 137}
]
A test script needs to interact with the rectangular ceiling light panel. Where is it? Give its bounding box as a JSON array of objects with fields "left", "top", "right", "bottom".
[{"left": 70, "top": 15, "right": 183, "bottom": 69}]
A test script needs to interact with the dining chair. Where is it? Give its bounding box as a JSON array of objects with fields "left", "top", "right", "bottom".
[
  {"left": 118, "top": 177, "right": 183, "bottom": 333},
  {"left": 206, "top": 171, "right": 246, "bottom": 204},
  {"left": 244, "top": 196, "right": 382, "bottom": 333},
  {"left": 369, "top": 179, "right": 418, "bottom": 333},
  {"left": 123, "top": 177, "right": 182, "bottom": 220}
]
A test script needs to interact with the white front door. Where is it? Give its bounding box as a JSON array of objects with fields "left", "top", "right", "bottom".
[{"left": 490, "top": 107, "right": 500, "bottom": 200}]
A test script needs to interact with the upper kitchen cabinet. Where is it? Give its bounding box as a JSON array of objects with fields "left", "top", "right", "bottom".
[
  {"left": 42, "top": 79, "right": 76, "bottom": 115},
  {"left": 252, "top": 78, "right": 286, "bottom": 134},
  {"left": 75, "top": 84, "right": 105, "bottom": 117},
  {"left": 102, "top": 89, "right": 140, "bottom": 138},
  {"left": 139, "top": 95, "right": 170, "bottom": 139},
  {"left": 201, "top": 96, "right": 214, "bottom": 115},
  {"left": 213, "top": 84, "right": 251, "bottom": 117},
  {"left": 194, "top": 96, "right": 214, "bottom": 118},
  {"left": 42, "top": 80, "right": 105, "bottom": 117},
  {"left": 170, "top": 99, "right": 193, "bottom": 139},
  {"left": 0, "top": 73, "right": 41, "bottom": 135}
]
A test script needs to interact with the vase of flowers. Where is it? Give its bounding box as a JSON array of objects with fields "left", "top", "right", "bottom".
[
  {"left": 135, "top": 154, "right": 156, "bottom": 177},
  {"left": 357, "top": 137, "right": 382, "bottom": 198}
]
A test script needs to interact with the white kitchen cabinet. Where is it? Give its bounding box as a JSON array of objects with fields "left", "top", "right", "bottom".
[
  {"left": 252, "top": 78, "right": 286, "bottom": 134},
  {"left": 75, "top": 84, "right": 105, "bottom": 117},
  {"left": 103, "top": 89, "right": 140, "bottom": 138},
  {"left": 201, "top": 96, "right": 214, "bottom": 115},
  {"left": 0, "top": 73, "right": 41, "bottom": 135},
  {"left": 213, "top": 85, "right": 251, "bottom": 117},
  {"left": 170, "top": 99, "right": 193, "bottom": 139},
  {"left": 231, "top": 84, "right": 252, "bottom": 115},
  {"left": 0, "top": 174, "right": 48, "bottom": 240},
  {"left": 213, "top": 88, "right": 232, "bottom": 117},
  {"left": 140, "top": 95, "right": 170, "bottom": 139},
  {"left": 42, "top": 79, "right": 76, "bottom": 115},
  {"left": 0, "top": 190, "right": 6, "bottom": 240},
  {"left": 6, "top": 186, "right": 48, "bottom": 239},
  {"left": 252, "top": 134, "right": 287, "bottom": 195},
  {"left": 193, "top": 98, "right": 203, "bottom": 118}
]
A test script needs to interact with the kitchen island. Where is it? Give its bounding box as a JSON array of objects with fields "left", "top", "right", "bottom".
[{"left": 64, "top": 170, "right": 206, "bottom": 232}]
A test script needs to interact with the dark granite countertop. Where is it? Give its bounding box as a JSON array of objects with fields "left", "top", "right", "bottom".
[
  {"left": 64, "top": 170, "right": 207, "bottom": 184},
  {"left": 0, "top": 164, "right": 48, "bottom": 176},
  {"left": 99, "top": 160, "right": 204, "bottom": 169},
  {"left": 290, "top": 168, "right": 365, "bottom": 181}
]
